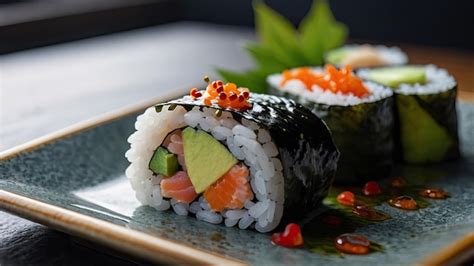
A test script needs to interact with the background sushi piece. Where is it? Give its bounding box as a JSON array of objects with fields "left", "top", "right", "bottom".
[
  {"left": 267, "top": 77, "right": 394, "bottom": 184},
  {"left": 358, "top": 65, "right": 460, "bottom": 163},
  {"left": 395, "top": 88, "right": 459, "bottom": 163},
  {"left": 324, "top": 44, "right": 408, "bottom": 69},
  {"left": 309, "top": 97, "right": 394, "bottom": 183}
]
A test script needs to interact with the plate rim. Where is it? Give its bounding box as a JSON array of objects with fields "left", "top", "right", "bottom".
[
  {"left": 0, "top": 190, "right": 244, "bottom": 265},
  {"left": 0, "top": 90, "right": 473, "bottom": 265},
  {"left": 0, "top": 88, "right": 243, "bottom": 265}
]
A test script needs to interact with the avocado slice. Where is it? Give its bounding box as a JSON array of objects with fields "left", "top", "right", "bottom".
[
  {"left": 182, "top": 127, "right": 237, "bottom": 193},
  {"left": 397, "top": 95, "right": 453, "bottom": 163},
  {"left": 149, "top": 147, "right": 179, "bottom": 177},
  {"left": 367, "top": 66, "right": 426, "bottom": 88}
]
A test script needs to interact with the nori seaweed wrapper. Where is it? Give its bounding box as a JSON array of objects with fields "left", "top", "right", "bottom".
[
  {"left": 394, "top": 87, "right": 459, "bottom": 163},
  {"left": 269, "top": 86, "right": 395, "bottom": 184},
  {"left": 154, "top": 94, "right": 339, "bottom": 221}
]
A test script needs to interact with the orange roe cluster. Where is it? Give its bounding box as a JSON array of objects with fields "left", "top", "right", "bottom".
[
  {"left": 190, "top": 76, "right": 251, "bottom": 110},
  {"left": 280, "top": 65, "right": 371, "bottom": 97}
]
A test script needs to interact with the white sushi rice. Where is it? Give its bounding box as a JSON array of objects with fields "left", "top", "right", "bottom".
[
  {"left": 125, "top": 103, "right": 284, "bottom": 232},
  {"left": 328, "top": 44, "right": 408, "bottom": 66},
  {"left": 358, "top": 64, "right": 457, "bottom": 95},
  {"left": 267, "top": 67, "right": 393, "bottom": 106}
]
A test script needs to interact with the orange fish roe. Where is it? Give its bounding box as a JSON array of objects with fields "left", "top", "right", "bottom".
[
  {"left": 189, "top": 76, "right": 252, "bottom": 110},
  {"left": 280, "top": 65, "right": 371, "bottom": 97}
]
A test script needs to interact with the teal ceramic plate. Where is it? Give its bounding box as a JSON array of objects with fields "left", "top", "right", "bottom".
[{"left": 1, "top": 92, "right": 473, "bottom": 265}]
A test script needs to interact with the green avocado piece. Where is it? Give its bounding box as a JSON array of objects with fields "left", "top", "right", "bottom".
[
  {"left": 182, "top": 127, "right": 237, "bottom": 193},
  {"left": 149, "top": 147, "right": 179, "bottom": 177},
  {"left": 326, "top": 48, "right": 350, "bottom": 64},
  {"left": 397, "top": 95, "right": 453, "bottom": 163},
  {"left": 367, "top": 66, "right": 426, "bottom": 88}
]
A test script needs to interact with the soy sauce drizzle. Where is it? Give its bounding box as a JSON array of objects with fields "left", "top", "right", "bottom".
[{"left": 301, "top": 174, "right": 449, "bottom": 256}]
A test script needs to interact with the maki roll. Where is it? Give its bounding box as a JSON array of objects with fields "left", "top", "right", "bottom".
[
  {"left": 325, "top": 44, "right": 407, "bottom": 69},
  {"left": 358, "top": 65, "right": 459, "bottom": 163},
  {"left": 125, "top": 78, "right": 339, "bottom": 232},
  {"left": 267, "top": 65, "right": 394, "bottom": 184}
]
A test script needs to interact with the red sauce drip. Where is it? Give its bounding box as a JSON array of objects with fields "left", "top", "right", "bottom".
[
  {"left": 352, "top": 204, "right": 390, "bottom": 221},
  {"left": 271, "top": 223, "right": 304, "bottom": 248},
  {"left": 334, "top": 233, "right": 370, "bottom": 255},
  {"left": 419, "top": 188, "right": 449, "bottom": 199},
  {"left": 391, "top": 177, "right": 407, "bottom": 188},
  {"left": 363, "top": 181, "right": 382, "bottom": 196},
  {"left": 389, "top": 195, "right": 419, "bottom": 210},
  {"left": 337, "top": 191, "right": 355, "bottom": 206}
]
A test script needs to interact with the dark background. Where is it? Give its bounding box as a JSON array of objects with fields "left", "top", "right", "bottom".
[{"left": 1, "top": 0, "right": 473, "bottom": 54}]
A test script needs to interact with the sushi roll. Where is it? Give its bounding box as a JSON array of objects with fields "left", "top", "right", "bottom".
[
  {"left": 267, "top": 65, "right": 394, "bottom": 184},
  {"left": 325, "top": 44, "right": 408, "bottom": 69},
  {"left": 357, "top": 65, "right": 459, "bottom": 163},
  {"left": 125, "top": 77, "right": 339, "bottom": 232}
]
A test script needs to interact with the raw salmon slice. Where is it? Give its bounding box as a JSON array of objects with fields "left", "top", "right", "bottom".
[
  {"left": 204, "top": 164, "right": 254, "bottom": 212},
  {"left": 161, "top": 171, "right": 198, "bottom": 203}
]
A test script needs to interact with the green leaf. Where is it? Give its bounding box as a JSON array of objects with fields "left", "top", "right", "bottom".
[
  {"left": 299, "top": 0, "right": 348, "bottom": 65},
  {"left": 244, "top": 43, "right": 288, "bottom": 73},
  {"left": 216, "top": 0, "right": 348, "bottom": 93},
  {"left": 253, "top": 1, "right": 306, "bottom": 67},
  {"left": 216, "top": 68, "right": 269, "bottom": 93}
]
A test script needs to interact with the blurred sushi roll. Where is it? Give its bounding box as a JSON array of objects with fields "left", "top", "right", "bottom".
[
  {"left": 325, "top": 44, "right": 408, "bottom": 69},
  {"left": 267, "top": 65, "right": 395, "bottom": 184},
  {"left": 125, "top": 78, "right": 339, "bottom": 232},
  {"left": 358, "top": 65, "right": 459, "bottom": 163}
]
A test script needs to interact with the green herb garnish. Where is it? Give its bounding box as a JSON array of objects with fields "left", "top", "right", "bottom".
[{"left": 217, "top": 0, "right": 348, "bottom": 93}]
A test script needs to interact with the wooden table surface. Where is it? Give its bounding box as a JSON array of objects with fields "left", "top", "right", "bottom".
[{"left": 0, "top": 22, "right": 473, "bottom": 265}]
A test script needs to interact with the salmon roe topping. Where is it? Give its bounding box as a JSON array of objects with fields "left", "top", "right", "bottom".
[
  {"left": 189, "top": 77, "right": 252, "bottom": 110},
  {"left": 280, "top": 65, "right": 370, "bottom": 97}
]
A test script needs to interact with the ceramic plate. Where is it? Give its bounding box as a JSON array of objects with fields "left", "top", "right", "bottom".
[{"left": 1, "top": 91, "right": 473, "bottom": 265}]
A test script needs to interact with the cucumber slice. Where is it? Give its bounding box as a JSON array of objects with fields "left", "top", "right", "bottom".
[
  {"left": 326, "top": 48, "right": 351, "bottom": 64},
  {"left": 368, "top": 66, "right": 426, "bottom": 88},
  {"left": 149, "top": 147, "right": 179, "bottom": 177}
]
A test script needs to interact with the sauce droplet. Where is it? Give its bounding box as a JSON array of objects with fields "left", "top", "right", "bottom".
[
  {"left": 334, "top": 233, "right": 370, "bottom": 255},
  {"left": 337, "top": 191, "right": 355, "bottom": 206},
  {"left": 271, "top": 223, "right": 304, "bottom": 248},
  {"left": 389, "top": 195, "right": 419, "bottom": 210},
  {"left": 419, "top": 188, "right": 449, "bottom": 199},
  {"left": 352, "top": 204, "right": 390, "bottom": 221},
  {"left": 363, "top": 181, "right": 382, "bottom": 196},
  {"left": 391, "top": 177, "right": 407, "bottom": 188}
]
